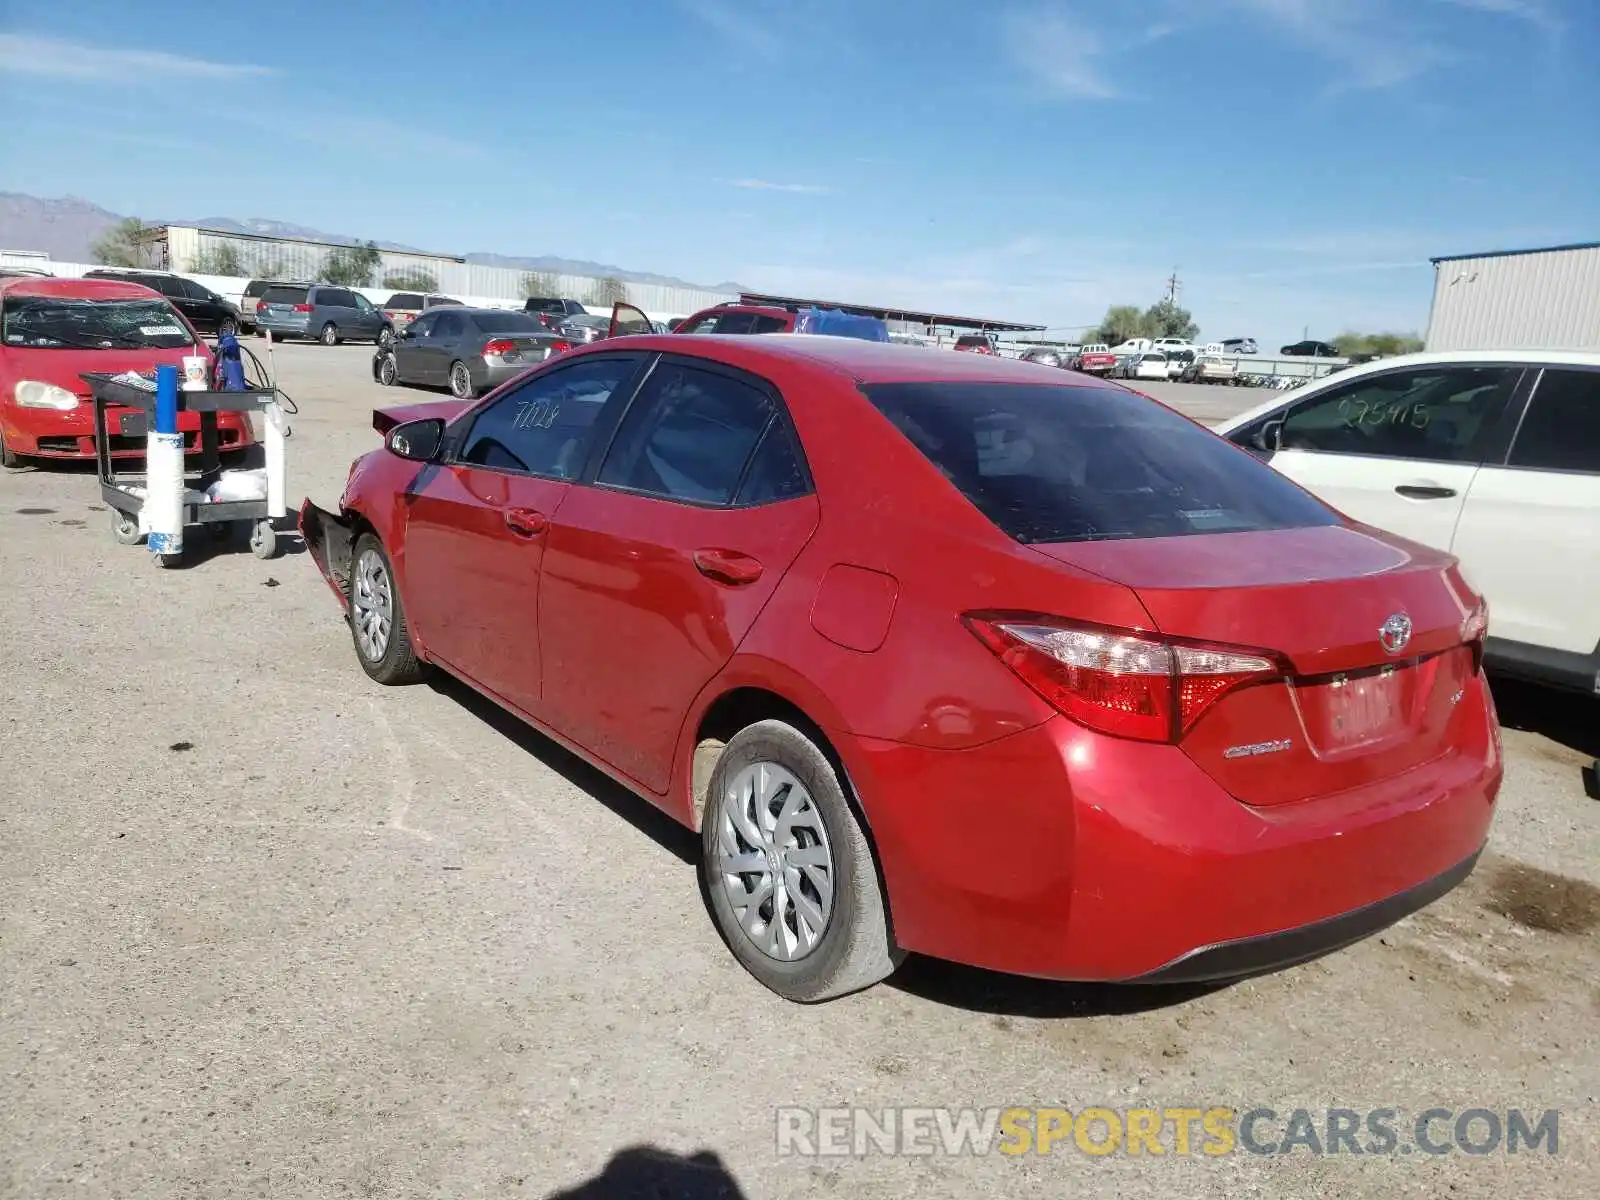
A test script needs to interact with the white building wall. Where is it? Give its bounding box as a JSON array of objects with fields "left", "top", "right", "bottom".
[{"left": 1427, "top": 244, "right": 1600, "bottom": 352}]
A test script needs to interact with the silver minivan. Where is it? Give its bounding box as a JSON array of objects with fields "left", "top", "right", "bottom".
[{"left": 255, "top": 283, "right": 392, "bottom": 346}]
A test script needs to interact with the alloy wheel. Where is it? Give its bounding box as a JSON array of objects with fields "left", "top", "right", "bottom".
[
  {"left": 351, "top": 548, "right": 393, "bottom": 662},
  {"left": 715, "top": 762, "right": 835, "bottom": 962}
]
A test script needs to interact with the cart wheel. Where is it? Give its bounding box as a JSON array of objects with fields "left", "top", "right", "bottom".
[
  {"left": 250, "top": 519, "right": 281, "bottom": 560},
  {"left": 111, "top": 510, "right": 143, "bottom": 545}
]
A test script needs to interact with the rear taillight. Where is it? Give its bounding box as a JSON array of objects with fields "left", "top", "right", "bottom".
[
  {"left": 964, "top": 615, "right": 1283, "bottom": 743},
  {"left": 548, "top": 340, "right": 573, "bottom": 356},
  {"left": 483, "top": 339, "right": 518, "bottom": 356},
  {"left": 253, "top": 299, "right": 263, "bottom": 312},
  {"left": 293, "top": 303, "right": 313, "bottom": 312}
]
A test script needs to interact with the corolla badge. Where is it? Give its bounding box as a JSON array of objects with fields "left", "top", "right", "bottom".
[{"left": 1379, "top": 612, "right": 1413, "bottom": 655}]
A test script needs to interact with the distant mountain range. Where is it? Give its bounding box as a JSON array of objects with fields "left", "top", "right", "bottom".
[{"left": 0, "top": 193, "right": 744, "bottom": 292}]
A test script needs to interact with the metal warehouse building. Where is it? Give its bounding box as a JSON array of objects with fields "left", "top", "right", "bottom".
[{"left": 1426, "top": 241, "right": 1600, "bottom": 352}]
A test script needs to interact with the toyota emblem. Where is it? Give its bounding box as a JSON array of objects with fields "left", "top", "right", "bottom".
[{"left": 1379, "top": 612, "right": 1413, "bottom": 655}]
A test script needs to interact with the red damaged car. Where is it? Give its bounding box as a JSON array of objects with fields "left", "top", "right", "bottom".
[
  {"left": 301, "top": 335, "right": 1501, "bottom": 1003},
  {"left": 0, "top": 276, "right": 255, "bottom": 467}
]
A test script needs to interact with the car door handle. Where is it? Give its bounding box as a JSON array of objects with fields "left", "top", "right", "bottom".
[
  {"left": 1394, "top": 484, "right": 1457, "bottom": 500},
  {"left": 693, "top": 549, "right": 763, "bottom": 586},
  {"left": 504, "top": 507, "right": 548, "bottom": 538}
]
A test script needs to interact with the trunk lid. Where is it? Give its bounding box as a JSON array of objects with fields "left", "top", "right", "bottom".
[
  {"left": 372, "top": 398, "right": 472, "bottom": 436},
  {"left": 1033, "top": 525, "right": 1485, "bottom": 806}
]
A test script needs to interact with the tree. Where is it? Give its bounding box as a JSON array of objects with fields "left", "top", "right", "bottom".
[
  {"left": 1141, "top": 298, "right": 1199, "bottom": 342},
  {"left": 521, "top": 269, "right": 560, "bottom": 298},
  {"left": 1334, "top": 330, "right": 1424, "bottom": 359},
  {"left": 589, "top": 275, "right": 628, "bottom": 307},
  {"left": 321, "top": 240, "right": 382, "bottom": 287},
  {"left": 91, "top": 217, "right": 150, "bottom": 268},
  {"left": 1090, "top": 304, "right": 1148, "bottom": 345},
  {"left": 381, "top": 266, "right": 439, "bottom": 292},
  {"left": 249, "top": 253, "right": 287, "bottom": 281},
  {"left": 189, "top": 242, "right": 243, "bottom": 276}
]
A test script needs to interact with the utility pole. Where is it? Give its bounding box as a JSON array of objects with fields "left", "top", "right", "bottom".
[{"left": 1164, "top": 269, "right": 1182, "bottom": 305}]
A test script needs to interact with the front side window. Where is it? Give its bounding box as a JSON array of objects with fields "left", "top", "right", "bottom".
[
  {"left": 1275, "top": 366, "right": 1520, "bottom": 463},
  {"left": 864, "top": 381, "right": 1339, "bottom": 544},
  {"left": 681, "top": 312, "right": 720, "bottom": 334},
  {"left": 456, "top": 356, "right": 640, "bottom": 477},
  {"left": 597, "top": 362, "right": 776, "bottom": 505},
  {"left": 406, "top": 312, "right": 439, "bottom": 339},
  {"left": 2, "top": 296, "right": 196, "bottom": 350},
  {"left": 352, "top": 293, "right": 375, "bottom": 312},
  {"left": 1507, "top": 368, "right": 1600, "bottom": 473}
]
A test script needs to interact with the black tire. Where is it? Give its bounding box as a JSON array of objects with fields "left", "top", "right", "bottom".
[
  {"left": 701, "top": 720, "right": 902, "bottom": 1003},
  {"left": 218, "top": 317, "right": 239, "bottom": 338},
  {"left": 448, "top": 360, "right": 474, "bottom": 399},
  {"left": 319, "top": 323, "right": 340, "bottom": 347},
  {"left": 348, "top": 533, "right": 424, "bottom": 685},
  {"left": 0, "top": 425, "right": 20, "bottom": 469},
  {"left": 378, "top": 353, "right": 399, "bottom": 386},
  {"left": 378, "top": 327, "right": 395, "bottom": 350}
]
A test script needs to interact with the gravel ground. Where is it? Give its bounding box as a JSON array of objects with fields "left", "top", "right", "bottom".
[{"left": 3, "top": 343, "right": 1596, "bottom": 1199}]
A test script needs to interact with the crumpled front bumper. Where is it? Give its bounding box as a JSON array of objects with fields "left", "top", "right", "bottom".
[{"left": 298, "top": 499, "right": 355, "bottom": 605}]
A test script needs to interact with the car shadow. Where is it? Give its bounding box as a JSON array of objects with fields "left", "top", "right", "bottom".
[
  {"left": 425, "top": 672, "right": 698, "bottom": 864},
  {"left": 1488, "top": 673, "right": 1600, "bottom": 798},
  {"left": 542, "top": 1146, "right": 747, "bottom": 1199},
  {"left": 887, "top": 955, "right": 1226, "bottom": 1019}
]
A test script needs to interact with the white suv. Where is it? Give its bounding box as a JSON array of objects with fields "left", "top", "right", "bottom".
[{"left": 1215, "top": 350, "right": 1600, "bottom": 695}]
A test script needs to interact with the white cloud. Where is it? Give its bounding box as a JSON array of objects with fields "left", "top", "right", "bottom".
[
  {"left": 1231, "top": 0, "right": 1449, "bottom": 89},
  {"left": 0, "top": 33, "right": 272, "bottom": 80},
  {"left": 682, "top": 0, "right": 782, "bottom": 60},
  {"left": 730, "top": 179, "right": 834, "bottom": 195},
  {"left": 1001, "top": 9, "right": 1117, "bottom": 99},
  {"left": 1434, "top": 0, "right": 1563, "bottom": 32}
]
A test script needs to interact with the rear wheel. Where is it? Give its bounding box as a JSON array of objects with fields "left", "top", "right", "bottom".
[
  {"left": 378, "top": 327, "right": 395, "bottom": 350},
  {"left": 449, "top": 361, "right": 474, "bottom": 399},
  {"left": 349, "top": 534, "right": 424, "bottom": 685},
  {"left": 701, "top": 720, "right": 901, "bottom": 1003},
  {"left": 319, "top": 323, "right": 340, "bottom": 347}
]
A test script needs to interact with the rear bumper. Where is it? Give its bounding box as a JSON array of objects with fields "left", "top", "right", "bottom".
[
  {"left": 847, "top": 680, "right": 1500, "bottom": 982},
  {"left": 476, "top": 357, "right": 538, "bottom": 390},
  {"left": 258, "top": 315, "right": 311, "bottom": 337}
]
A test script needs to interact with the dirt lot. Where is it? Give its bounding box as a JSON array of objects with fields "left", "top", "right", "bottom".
[{"left": 3, "top": 342, "right": 1596, "bottom": 1199}]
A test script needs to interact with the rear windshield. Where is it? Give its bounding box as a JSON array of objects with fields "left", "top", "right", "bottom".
[
  {"left": 427, "top": 296, "right": 463, "bottom": 307},
  {"left": 862, "top": 381, "right": 1339, "bottom": 544},
  {"left": 955, "top": 335, "right": 991, "bottom": 348},
  {"left": 471, "top": 311, "right": 543, "bottom": 333},
  {"left": 2, "top": 296, "right": 196, "bottom": 351},
  {"left": 524, "top": 298, "right": 564, "bottom": 312},
  {"left": 383, "top": 293, "right": 423, "bottom": 309},
  {"left": 244, "top": 281, "right": 275, "bottom": 297},
  {"left": 261, "top": 285, "right": 308, "bottom": 305}
]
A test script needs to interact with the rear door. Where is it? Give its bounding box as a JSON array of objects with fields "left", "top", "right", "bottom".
[
  {"left": 1450, "top": 365, "right": 1600, "bottom": 654},
  {"left": 430, "top": 310, "right": 467, "bottom": 376},
  {"left": 316, "top": 287, "right": 360, "bottom": 333},
  {"left": 537, "top": 355, "right": 819, "bottom": 792},
  {"left": 1234, "top": 364, "right": 1524, "bottom": 553},
  {"left": 398, "top": 354, "right": 647, "bottom": 712}
]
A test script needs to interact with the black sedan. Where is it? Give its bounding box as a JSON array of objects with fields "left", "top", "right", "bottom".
[{"left": 373, "top": 307, "right": 571, "bottom": 399}]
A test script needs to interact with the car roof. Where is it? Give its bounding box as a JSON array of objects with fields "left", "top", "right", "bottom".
[
  {"left": 0, "top": 275, "right": 164, "bottom": 301},
  {"left": 1214, "top": 347, "right": 1600, "bottom": 433},
  {"left": 598, "top": 332, "right": 1132, "bottom": 389}
]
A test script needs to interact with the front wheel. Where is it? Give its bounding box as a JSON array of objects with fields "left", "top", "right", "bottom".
[
  {"left": 349, "top": 534, "right": 424, "bottom": 685},
  {"left": 448, "top": 361, "right": 475, "bottom": 399},
  {"left": 319, "top": 323, "right": 340, "bottom": 347},
  {"left": 0, "top": 425, "right": 20, "bottom": 469},
  {"left": 378, "top": 353, "right": 399, "bottom": 386},
  {"left": 701, "top": 720, "right": 902, "bottom": 1003}
]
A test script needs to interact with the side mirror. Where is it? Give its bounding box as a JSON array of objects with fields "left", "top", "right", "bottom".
[
  {"left": 1251, "top": 419, "right": 1284, "bottom": 454},
  {"left": 386, "top": 418, "right": 445, "bottom": 462}
]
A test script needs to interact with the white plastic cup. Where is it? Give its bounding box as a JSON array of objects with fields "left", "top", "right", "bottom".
[{"left": 181, "top": 356, "right": 208, "bottom": 391}]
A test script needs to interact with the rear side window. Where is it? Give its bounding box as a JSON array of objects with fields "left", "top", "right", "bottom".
[
  {"left": 432, "top": 311, "right": 464, "bottom": 339},
  {"left": 1507, "top": 368, "right": 1600, "bottom": 473},
  {"left": 315, "top": 288, "right": 356, "bottom": 307},
  {"left": 862, "top": 381, "right": 1339, "bottom": 544},
  {"left": 261, "top": 285, "right": 308, "bottom": 305},
  {"left": 598, "top": 363, "right": 776, "bottom": 505},
  {"left": 749, "top": 314, "right": 789, "bottom": 334}
]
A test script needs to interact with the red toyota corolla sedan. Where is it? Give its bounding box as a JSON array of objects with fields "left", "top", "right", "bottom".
[
  {"left": 0, "top": 276, "right": 255, "bottom": 467},
  {"left": 300, "top": 335, "right": 1501, "bottom": 1003}
]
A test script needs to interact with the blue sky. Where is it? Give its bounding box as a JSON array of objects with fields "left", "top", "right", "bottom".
[{"left": 1, "top": 0, "right": 1595, "bottom": 345}]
